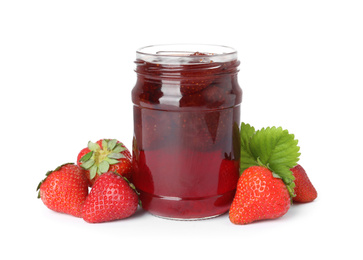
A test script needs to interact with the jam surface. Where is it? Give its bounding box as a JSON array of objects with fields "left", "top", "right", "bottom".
[{"left": 132, "top": 55, "right": 242, "bottom": 219}]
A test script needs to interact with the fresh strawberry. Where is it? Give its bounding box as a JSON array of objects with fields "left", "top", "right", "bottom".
[
  {"left": 37, "top": 163, "right": 89, "bottom": 218},
  {"left": 290, "top": 164, "right": 317, "bottom": 203},
  {"left": 77, "top": 139, "right": 133, "bottom": 186},
  {"left": 229, "top": 166, "right": 291, "bottom": 225},
  {"left": 82, "top": 172, "right": 139, "bottom": 223},
  {"left": 230, "top": 123, "right": 301, "bottom": 225}
]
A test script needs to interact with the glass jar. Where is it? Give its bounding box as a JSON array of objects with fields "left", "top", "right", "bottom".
[{"left": 131, "top": 44, "right": 242, "bottom": 220}]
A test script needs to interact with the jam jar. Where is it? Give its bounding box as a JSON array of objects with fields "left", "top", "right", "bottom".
[{"left": 131, "top": 44, "right": 242, "bottom": 219}]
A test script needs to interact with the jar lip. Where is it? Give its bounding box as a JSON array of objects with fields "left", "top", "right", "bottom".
[{"left": 136, "top": 44, "right": 238, "bottom": 64}]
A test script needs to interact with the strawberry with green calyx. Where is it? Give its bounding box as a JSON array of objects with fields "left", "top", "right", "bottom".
[
  {"left": 82, "top": 172, "right": 139, "bottom": 223},
  {"left": 37, "top": 163, "right": 89, "bottom": 218},
  {"left": 229, "top": 123, "right": 301, "bottom": 225},
  {"left": 239, "top": 123, "right": 300, "bottom": 198},
  {"left": 77, "top": 139, "right": 133, "bottom": 186},
  {"left": 229, "top": 166, "right": 291, "bottom": 225}
]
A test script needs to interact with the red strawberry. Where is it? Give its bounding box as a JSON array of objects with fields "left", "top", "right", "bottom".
[
  {"left": 37, "top": 163, "right": 89, "bottom": 218},
  {"left": 82, "top": 172, "right": 139, "bottom": 223},
  {"left": 229, "top": 166, "right": 291, "bottom": 225},
  {"left": 77, "top": 139, "right": 133, "bottom": 186},
  {"left": 290, "top": 164, "right": 317, "bottom": 203}
]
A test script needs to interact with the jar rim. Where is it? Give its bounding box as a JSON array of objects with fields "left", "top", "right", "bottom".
[{"left": 136, "top": 44, "right": 238, "bottom": 64}]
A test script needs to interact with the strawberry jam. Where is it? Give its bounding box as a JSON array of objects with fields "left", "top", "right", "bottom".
[{"left": 132, "top": 44, "right": 242, "bottom": 219}]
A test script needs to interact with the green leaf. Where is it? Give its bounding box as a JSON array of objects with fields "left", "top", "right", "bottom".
[
  {"left": 250, "top": 127, "right": 300, "bottom": 169},
  {"left": 108, "top": 153, "right": 126, "bottom": 159},
  {"left": 108, "top": 139, "right": 117, "bottom": 150},
  {"left": 240, "top": 123, "right": 258, "bottom": 174},
  {"left": 88, "top": 141, "right": 101, "bottom": 152},
  {"left": 80, "top": 151, "right": 93, "bottom": 162},
  {"left": 99, "top": 160, "right": 110, "bottom": 173},
  {"left": 81, "top": 159, "right": 95, "bottom": 170},
  {"left": 249, "top": 126, "right": 300, "bottom": 197},
  {"left": 89, "top": 165, "right": 98, "bottom": 180}
]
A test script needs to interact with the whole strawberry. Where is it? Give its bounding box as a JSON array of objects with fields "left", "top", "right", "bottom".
[
  {"left": 82, "top": 172, "right": 139, "bottom": 223},
  {"left": 37, "top": 163, "right": 89, "bottom": 218},
  {"left": 230, "top": 123, "right": 301, "bottom": 225},
  {"left": 229, "top": 166, "right": 291, "bottom": 224},
  {"left": 291, "top": 164, "right": 317, "bottom": 203},
  {"left": 77, "top": 139, "right": 133, "bottom": 186}
]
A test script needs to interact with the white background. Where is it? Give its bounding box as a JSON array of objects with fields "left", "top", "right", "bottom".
[{"left": 1, "top": 0, "right": 362, "bottom": 259}]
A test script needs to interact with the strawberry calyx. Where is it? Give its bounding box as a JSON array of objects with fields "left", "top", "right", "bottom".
[
  {"left": 121, "top": 175, "right": 141, "bottom": 199},
  {"left": 79, "top": 139, "right": 126, "bottom": 180}
]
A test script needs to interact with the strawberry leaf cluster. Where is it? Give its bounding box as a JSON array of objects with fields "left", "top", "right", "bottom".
[{"left": 240, "top": 123, "right": 301, "bottom": 197}]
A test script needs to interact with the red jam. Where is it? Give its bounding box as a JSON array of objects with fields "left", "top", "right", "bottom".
[{"left": 131, "top": 45, "right": 242, "bottom": 219}]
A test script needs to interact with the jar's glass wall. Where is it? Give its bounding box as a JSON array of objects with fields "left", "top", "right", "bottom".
[{"left": 131, "top": 44, "right": 242, "bottom": 220}]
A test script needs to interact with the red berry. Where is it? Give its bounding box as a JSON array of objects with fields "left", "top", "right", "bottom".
[
  {"left": 291, "top": 164, "right": 317, "bottom": 203},
  {"left": 82, "top": 172, "right": 139, "bottom": 223},
  {"left": 229, "top": 166, "right": 291, "bottom": 225},
  {"left": 37, "top": 163, "right": 89, "bottom": 218}
]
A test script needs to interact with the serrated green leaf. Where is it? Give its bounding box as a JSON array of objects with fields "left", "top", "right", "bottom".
[
  {"left": 88, "top": 141, "right": 101, "bottom": 152},
  {"left": 108, "top": 139, "right": 117, "bottom": 150},
  {"left": 90, "top": 165, "right": 98, "bottom": 179},
  {"left": 240, "top": 123, "right": 255, "bottom": 150},
  {"left": 99, "top": 160, "right": 110, "bottom": 173},
  {"left": 240, "top": 123, "right": 257, "bottom": 174},
  {"left": 240, "top": 150, "right": 258, "bottom": 174},
  {"left": 248, "top": 126, "right": 300, "bottom": 197},
  {"left": 81, "top": 159, "right": 95, "bottom": 170},
  {"left": 80, "top": 151, "right": 93, "bottom": 162},
  {"left": 250, "top": 127, "right": 300, "bottom": 170},
  {"left": 108, "top": 153, "right": 126, "bottom": 159},
  {"left": 113, "top": 144, "right": 126, "bottom": 153}
]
